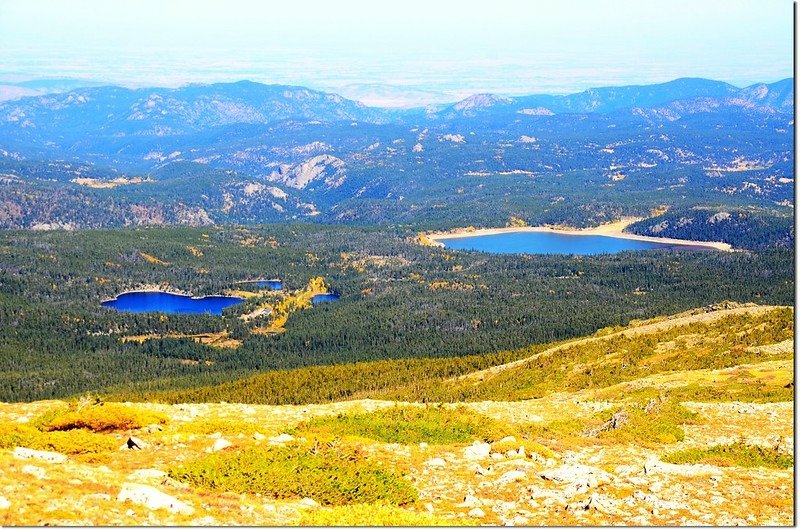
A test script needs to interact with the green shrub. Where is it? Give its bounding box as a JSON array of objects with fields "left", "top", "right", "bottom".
[
  {"left": 37, "top": 402, "right": 167, "bottom": 433},
  {"left": 168, "top": 442, "right": 417, "bottom": 506},
  {"left": 182, "top": 417, "right": 267, "bottom": 436},
  {"left": 296, "top": 405, "right": 513, "bottom": 445},
  {"left": 29, "top": 430, "right": 118, "bottom": 456},
  {"left": 0, "top": 423, "right": 39, "bottom": 448},
  {"left": 665, "top": 442, "right": 793, "bottom": 469},
  {"left": 298, "top": 503, "right": 474, "bottom": 526},
  {"left": 590, "top": 399, "right": 698, "bottom": 445},
  {"left": 0, "top": 422, "right": 117, "bottom": 459}
]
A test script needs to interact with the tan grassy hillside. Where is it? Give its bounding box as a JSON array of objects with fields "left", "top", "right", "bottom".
[{"left": 0, "top": 304, "right": 793, "bottom": 526}]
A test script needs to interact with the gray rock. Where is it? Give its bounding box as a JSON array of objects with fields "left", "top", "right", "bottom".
[
  {"left": 496, "top": 470, "right": 527, "bottom": 485},
  {"left": 468, "top": 508, "right": 486, "bottom": 518},
  {"left": 120, "top": 436, "right": 148, "bottom": 450},
  {"left": 299, "top": 497, "right": 319, "bottom": 508},
  {"left": 208, "top": 438, "right": 233, "bottom": 452},
  {"left": 21, "top": 464, "right": 47, "bottom": 479},
  {"left": 643, "top": 458, "right": 722, "bottom": 477},
  {"left": 498, "top": 436, "right": 517, "bottom": 444},
  {"left": 268, "top": 433, "right": 294, "bottom": 445},
  {"left": 541, "top": 464, "right": 612, "bottom": 497},
  {"left": 145, "top": 423, "right": 163, "bottom": 433},
  {"left": 13, "top": 447, "right": 67, "bottom": 463},
  {"left": 456, "top": 494, "right": 481, "bottom": 508},
  {"left": 473, "top": 464, "right": 491, "bottom": 476},
  {"left": 425, "top": 457, "right": 447, "bottom": 467},
  {"left": 127, "top": 469, "right": 168, "bottom": 482},
  {"left": 0, "top": 496, "right": 9, "bottom": 509},
  {"left": 463, "top": 441, "right": 492, "bottom": 461},
  {"left": 540, "top": 464, "right": 612, "bottom": 485},
  {"left": 117, "top": 482, "right": 194, "bottom": 514}
]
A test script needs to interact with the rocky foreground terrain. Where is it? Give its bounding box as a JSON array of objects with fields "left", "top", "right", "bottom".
[{"left": 0, "top": 306, "right": 793, "bottom": 526}]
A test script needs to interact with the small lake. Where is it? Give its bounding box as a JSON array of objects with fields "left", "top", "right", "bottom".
[
  {"left": 436, "top": 231, "right": 680, "bottom": 255},
  {"left": 102, "top": 292, "right": 244, "bottom": 315},
  {"left": 311, "top": 293, "right": 340, "bottom": 305},
  {"left": 242, "top": 280, "right": 283, "bottom": 290}
]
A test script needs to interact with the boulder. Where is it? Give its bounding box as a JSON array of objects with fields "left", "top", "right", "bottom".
[
  {"left": 463, "top": 441, "right": 492, "bottom": 461},
  {"left": 0, "top": 496, "right": 9, "bottom": 510},
  {"left": 566, "top": 492, "right": 622, "bottom": 514},
  {"left": 468, "top": 508, "right": 486, "bottom": 518},
  {"left": 117, "top": 483, "right": 194, "bottom": 514},
  {"left": 496, "top": 469, "right": 527, "bottom": 485},
  {"left": 473, "top": 464, "right": 491, "bottom": 476},
  {"left": 424, "top": 457, "right": 447, "bottom": 467},
  {"left": 13, "top": 447, "right": 67, "bottom": 464},
  {"left": 643, "top": 458, "right": 722, "bottom": 477},
  {"left": 268, "top": 433, "right": 294, "bottom": 445},
  {"left": 456, "top": 494, "right": 481, "bottom": 508},
  {"left": 540, "top": 464, "right": 612, "bottom": 485},
  {"left": 120, "top": 436, "right": 148, "bottom": 450},
  {"left": 299, "top": 497, "right": 319, "bottom": 508},
  {"left": 540, "top": 464, "right": 612, "bottom": 497},
  {"left": 21, "top": 464, "right": 47, "bottom": 480},
  {"left": 127, "top": 469, "right": 168, "bottom": 482},
  {"left": 208, "top": 438, "right": 233, "bottom": 452}
]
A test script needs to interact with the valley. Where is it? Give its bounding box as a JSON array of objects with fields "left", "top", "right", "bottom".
[{"left": 0, "top": 223, "right": 792, "bottom": 402}]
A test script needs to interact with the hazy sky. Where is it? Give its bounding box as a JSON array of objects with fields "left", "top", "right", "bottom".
[{"left": 0, "top": 0, "right": 793, "bottom": 105}]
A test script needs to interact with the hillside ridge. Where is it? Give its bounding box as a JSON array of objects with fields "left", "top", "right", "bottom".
[{"left": 0, "top": 303, "right": 792, "bottom": 525}]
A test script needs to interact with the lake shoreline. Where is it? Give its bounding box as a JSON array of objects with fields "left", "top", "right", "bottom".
[
  {"left": 426, "top": 217, "right": 733, "bottom": 252},
  {"left": 100, "top": 288, "right": 241, "bottom": 305}
]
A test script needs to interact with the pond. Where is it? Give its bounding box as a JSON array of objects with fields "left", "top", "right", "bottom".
[
  {"left": 311, "top": 293, "right": 341, "bottom": 304},
  {"left": 101, "top": 292, "right": 244, "bottom": 315},
  {"left": 241, "top": 280, "right": 283, "bottom": 290},
  {"left": 435, "top": 231, "right": 695, "bottom": 255}
]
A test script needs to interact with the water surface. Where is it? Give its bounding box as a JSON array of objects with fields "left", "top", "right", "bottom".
[
  {"left": 437, "top": 231, "right": 677, "bottom": 255},
  {"left": 311, "top": 293, "right": 340, "bottom": 305},
  {"left": 102, "top": 292, "right": 243, "bottom": 315},
  {"left": 242, "top": 280, "right": 283, "bottom": 290}
]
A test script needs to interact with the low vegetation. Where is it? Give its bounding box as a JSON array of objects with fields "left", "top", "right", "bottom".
[
  {"left": 168, "top": 442, "right": 418, "bottom": 506},
  {"left": 0, "top": 422, "right": 117, "bottom": 460},
  {"left": 113, "top": 307, "right": 792, "bottom": 406},
  {"left": 589, "top": 399, "right": 698, "bottom": 446},
  {"left": 295, "top": 405, "right": 514, "bottom": 445},
  {"left": 298, "top": 503, "right": 473, "bottom": 526},
  {"left": 664, "top": 442, "right": 793, "bottom": 469},
  {"left": 36, "top": 400, "right": 167, "bottom": 433}
]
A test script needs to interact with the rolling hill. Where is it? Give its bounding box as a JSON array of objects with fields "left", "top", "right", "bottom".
[{"left": 0, "top": 302, "right": 792, "bottom": 525}]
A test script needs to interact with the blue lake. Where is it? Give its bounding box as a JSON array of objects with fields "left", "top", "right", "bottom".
[
  {"left": 437, "top": 231, "right": 679, "bottom": 255},
  {"left": 312, "top": 293, "right": 341, "bottom": 304},
  {"left": 101, "top": 292, "right": 244, "bottom": 315},
  {"left": 243, "top": 280, "right": 283, "bottom": 290}
]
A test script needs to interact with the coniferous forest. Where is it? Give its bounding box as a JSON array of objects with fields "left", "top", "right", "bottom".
[{"left": 0, "top": 223, "right": 792, "bottom": 401}]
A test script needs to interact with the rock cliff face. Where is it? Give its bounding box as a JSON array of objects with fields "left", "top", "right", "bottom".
[{"left": 269, "top": 155, "right": 346, "bottom": 190}]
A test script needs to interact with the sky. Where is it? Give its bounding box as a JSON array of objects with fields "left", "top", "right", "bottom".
[{"left": 0, "top": 0, "right": 793, "bottom": 106}]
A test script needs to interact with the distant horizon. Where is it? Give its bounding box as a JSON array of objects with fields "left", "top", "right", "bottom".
[
  {"left": 0, "top": 74, "right": 793, "bottom": 108},
  {"left": 0, "top": 0, "right": 791, "bottom": 107}
]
